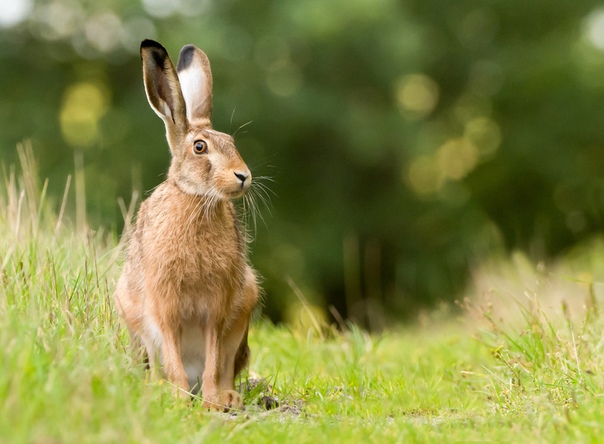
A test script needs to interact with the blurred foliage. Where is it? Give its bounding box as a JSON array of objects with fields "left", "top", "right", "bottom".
[{"left": 2, "top": 0, "right": 604, "bottom": 328}]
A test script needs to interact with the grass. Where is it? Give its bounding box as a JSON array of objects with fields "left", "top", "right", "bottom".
[{"left": 2, "top": 146, "right": 604, "bottom": 443}]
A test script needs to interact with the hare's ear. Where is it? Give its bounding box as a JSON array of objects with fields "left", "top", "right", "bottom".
[
  {"left": 140, "top": 39, "right": 187, "bottom": 129},
  {"left": 176, "top": 45, "right": 213, "bottom": 122}
]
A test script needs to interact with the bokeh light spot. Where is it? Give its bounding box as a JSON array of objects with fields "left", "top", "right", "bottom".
[
  {"left": 406, "top": 155, "right": 443, "bottom": 195},
  {"left": 32, "top": 0, "right": 83, "bottom": 41},
  {"left": 584, "top": 8, "right": 604, "bottom": 51},
  {"left": 395, "top": 74, "right": 439, "bottom": 119},
  {"left": 437, "top": 138, "right": 478, "bottom": 180},
  {"left": 85, "top": 11, "right": 122, "bottom": 53},
  {"left": 142, "top": 0, "right": 179, "bottom": 18},
  {"left": 0, "top": 0, "right": 32, "bottom": 28},
  {"left": 266, "top": 61, "right": 303, "bottom": 97},
  {"left": 60, "top": 82, "right": 109, "bottom": 148},
  {"left": 464, "top": 117, "right": 501, "bottom": 159}
]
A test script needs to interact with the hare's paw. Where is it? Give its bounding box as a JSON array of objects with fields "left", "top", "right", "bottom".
[
  {"left": 203, "top": 390, "right": 243, "bottom": 412},
  {"left": 220, "top": 390, "right": 243, "bottom": 411}
]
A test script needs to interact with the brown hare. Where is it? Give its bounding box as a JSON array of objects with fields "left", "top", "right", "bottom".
[{"left": 114, "top": 39, "right": 258, "bottom": 412}]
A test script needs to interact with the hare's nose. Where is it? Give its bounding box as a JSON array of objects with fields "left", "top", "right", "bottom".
[{"left": 234, "top": 171, "right": 249, "bottom": 186}]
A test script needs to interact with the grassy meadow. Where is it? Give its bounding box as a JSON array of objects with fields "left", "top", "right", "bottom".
[{"left": 2, "top": 148, "right": 604, "bottom": 443}]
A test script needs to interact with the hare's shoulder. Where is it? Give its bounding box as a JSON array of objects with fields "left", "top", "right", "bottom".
[
  {"left": 140, "top": 181, "right": 184, "bottom": 211},
  {"left": 137, "top": 182, "right": 201, "bottom": 225}
]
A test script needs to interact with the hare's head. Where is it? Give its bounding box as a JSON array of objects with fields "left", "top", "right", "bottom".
[{"left": 140, "top": 39, "right": 251, "bottom": 199}]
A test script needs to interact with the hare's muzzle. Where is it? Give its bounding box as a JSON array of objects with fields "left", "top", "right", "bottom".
[
  {"left": 229, "top": 168, "right": 252, "bottom": 197},
  {"left": 234, "top": 171, "right": 250, "bottom": 188}
]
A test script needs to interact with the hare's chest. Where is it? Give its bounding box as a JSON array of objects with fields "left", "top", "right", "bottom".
[
  {"left": 141, "top": 192, "right": 245, "bottom": 292},
  {"left": 192, "top": 241, "right": 242, "bottom": 284},
  {"left": 179, "top": 228, "right": 244, "bottom": 287}
]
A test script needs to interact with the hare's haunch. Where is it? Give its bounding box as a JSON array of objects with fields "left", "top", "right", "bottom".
[{"left": 114, "top": 39, "right": 259, "bottom": 412}]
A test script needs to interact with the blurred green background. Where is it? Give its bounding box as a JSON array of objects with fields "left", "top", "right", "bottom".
[{"left": 2, "top": 0, "right": 604, "bottom": 328}]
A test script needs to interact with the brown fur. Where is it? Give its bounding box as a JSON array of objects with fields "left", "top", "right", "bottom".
[{"left": 114, "top": 40, "right": 258, "bottom": 411}]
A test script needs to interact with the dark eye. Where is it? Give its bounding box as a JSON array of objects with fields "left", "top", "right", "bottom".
[{"left": 193, "top": 140, "right": 208, "bottom": 154}]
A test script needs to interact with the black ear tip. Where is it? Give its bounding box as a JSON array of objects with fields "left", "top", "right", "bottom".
[
  {"left": 177, "top": 45, "right": 197, "bottom": 71},
  {"left": 181, "top": 44, "right": 197, "bottom": 52},
  {"left": 141, "top": 39, "right": 166, "bottom": 51}
]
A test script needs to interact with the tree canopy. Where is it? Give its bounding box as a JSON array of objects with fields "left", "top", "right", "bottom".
[{"left": 2, "top": 0, "right": 604, "bottom": 327}]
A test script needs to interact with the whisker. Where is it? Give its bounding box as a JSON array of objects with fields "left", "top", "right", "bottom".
[
  {"left": 254, "top": 175, "right": 277, "bottom": 185},
  {"left": 185, "top": 195, "right": 206, "bottom": 234},
  {"left": 204, "top": 188, "right": 220, "bottom": 222},
  {"left": 233, "top": 120, "right": 254, "bottom": 138},
  {"left": 241, "top": 193, "right": 258, "bottom": 239},
  {"left": 230, "top": 106, "right": 237, "bottom": 129},
  {"left": 244, "top": 182, "right": 272, "bottom": 231},
  {"left": 250, "top": 193, "right": 262, "bottom": 236},
  {"left": 254, "top": 191, "right": 272, "bottom": 221},
  {"left": 252, "top": 183, "right": 276, "bottom": 211},
  {"left": 246, "top": 155, "right": 278, "bottom": 172},
  {"left": 254, "top": 181, "right": 277, "bottom": 199}
]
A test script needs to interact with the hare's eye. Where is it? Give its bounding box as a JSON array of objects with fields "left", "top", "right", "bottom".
[{"left": 193, "top": 140, "right": 208, "bottom": 154}]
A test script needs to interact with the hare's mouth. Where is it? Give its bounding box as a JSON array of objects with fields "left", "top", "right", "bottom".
[
  {"left": 227, "top": 188, "right": 248, "bottom": 199},
  {"left": 224, "top": 178, "right": 251, "bottom": 199}
]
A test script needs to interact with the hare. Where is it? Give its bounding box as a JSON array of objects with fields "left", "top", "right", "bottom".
[{"left": 114, "top": 39, "right": 259, "bottom": 412}]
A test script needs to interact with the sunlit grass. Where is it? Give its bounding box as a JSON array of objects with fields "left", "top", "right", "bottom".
[{"left": 1, "top": 145, "right": 604, "bottom": 442}]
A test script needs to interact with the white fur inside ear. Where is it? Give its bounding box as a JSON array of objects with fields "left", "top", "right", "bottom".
[{"left": 178, "top": 65, "right": 211, "bottom": 121}]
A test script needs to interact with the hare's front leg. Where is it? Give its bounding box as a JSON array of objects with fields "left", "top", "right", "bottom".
[
  {"left": 232, "top": 267, "right": 258, "bottom": 377},
  {"left": 201, "top": 319, "right": 248, "bottom": 411},
  {"left": 148, "top": 302, "right": 190, "bottom": 398},
  {"left": 202, "top": 271, "right": 258, "bottom": 411},
  {"left": 159, "top": 327, "right": 190, "bottom": 398}
]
